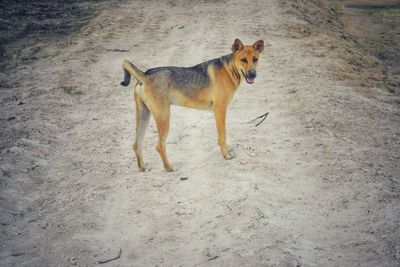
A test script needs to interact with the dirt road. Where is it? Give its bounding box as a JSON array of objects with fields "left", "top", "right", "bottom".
[{"left": 1, "top": 0, "right": 399, "bottom": 266}]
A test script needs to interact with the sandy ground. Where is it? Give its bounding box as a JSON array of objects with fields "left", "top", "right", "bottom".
[{"left": 1, "top": 0, "right": 400, "bottom": 266}]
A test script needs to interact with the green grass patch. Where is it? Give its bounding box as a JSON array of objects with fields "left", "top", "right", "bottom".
[
  {"left": 366, "top": 6, "right": 400, "bottom": 19},
  {"left": 63, "top": 85, "right": 82, "bottom": 95},
  {"left": 329, "top": 2, "right": 344, "bottom": 14}
]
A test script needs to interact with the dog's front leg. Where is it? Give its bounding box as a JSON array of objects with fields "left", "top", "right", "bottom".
[{"left": 214, "top": 104, "right": 236, "bottom": 160}]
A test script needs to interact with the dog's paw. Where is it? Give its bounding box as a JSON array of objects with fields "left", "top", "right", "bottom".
[
  {"left": 165, "top": 166, "right": 174, "bottom": 172},
  {"left": 164, "top": 163, "right": 175, "bottom": 172},
  {"left": 222, "top": 147, "right": 236, "bottom": 160}
]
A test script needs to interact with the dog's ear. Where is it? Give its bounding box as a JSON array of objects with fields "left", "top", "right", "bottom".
[
  {"left": 231, "top": 39, "right": 244, "bottom": 53},
  {"left": 253, "top": 40, "right": 264, "bottom": 53}
]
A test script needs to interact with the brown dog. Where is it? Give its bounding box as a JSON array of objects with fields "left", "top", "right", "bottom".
[{"left": 121, "top": 39, "right": 264, "bottom": 171}]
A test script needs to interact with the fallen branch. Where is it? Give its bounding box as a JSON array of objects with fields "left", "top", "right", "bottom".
[
  {"left": 98, "top": 248, "right": 122, "bottom": 264},
  {"left": 249, "top": 112, "right": 269, "bottom": 126}
]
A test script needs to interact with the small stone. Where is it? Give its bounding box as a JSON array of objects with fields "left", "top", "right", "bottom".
[
  {"left": 11, "top": 252, "right": 24, "bottom": 257},
  {"left": 69, "top": 256, "right": 77, "bottom": 265}
]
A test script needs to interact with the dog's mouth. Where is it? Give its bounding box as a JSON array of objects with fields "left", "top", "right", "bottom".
[{"left": 241, "top": 70, "right": 255, "bottom": 84}]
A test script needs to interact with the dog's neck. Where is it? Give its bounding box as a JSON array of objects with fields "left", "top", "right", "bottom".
[{"left": 221, "top": 54, "right": 241, "bottom": 89}]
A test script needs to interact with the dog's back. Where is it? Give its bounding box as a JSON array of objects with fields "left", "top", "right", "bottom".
[{"left": 144, "top": 53, "right": 233, "bottom": 92}]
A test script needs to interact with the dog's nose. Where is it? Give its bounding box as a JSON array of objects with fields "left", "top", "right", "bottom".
[{"left": 248, "top": 70, "right": 257, "bottom": 78}]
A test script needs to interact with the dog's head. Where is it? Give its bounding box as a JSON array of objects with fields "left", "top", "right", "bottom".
[{"left": 231, "top": 39, "right": 264, "bottom": 84}]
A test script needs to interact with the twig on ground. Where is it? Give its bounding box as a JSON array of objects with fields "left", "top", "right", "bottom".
[
  {"left": 249, "top": 112, "right": 269, "bottom": 126},
  {"left": 98, "top": 248, "right": 122, "bottom": 264},
  {"left": 208, "top": 255, "right": 219, "bottom": 261},
  {"left": 105, "top": 48, "right": 131, "bottom": 52}
]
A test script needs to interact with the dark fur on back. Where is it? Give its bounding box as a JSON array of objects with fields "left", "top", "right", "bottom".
[{"left": 145, "top": 54, "right": 233, "bottom": 90}]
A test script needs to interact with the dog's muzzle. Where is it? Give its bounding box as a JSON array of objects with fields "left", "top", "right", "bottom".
[{"left": 242, "top": 69, "right": 257, "bottom": 84}]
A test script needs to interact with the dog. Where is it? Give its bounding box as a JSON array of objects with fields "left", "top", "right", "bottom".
[{"left": 121, "top": 38, "right": 264, "bottom": 172}]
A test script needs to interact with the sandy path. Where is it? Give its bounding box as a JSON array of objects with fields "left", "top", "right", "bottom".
[{"left": 1, "top": 0, "right": 399, "bottom": 266}]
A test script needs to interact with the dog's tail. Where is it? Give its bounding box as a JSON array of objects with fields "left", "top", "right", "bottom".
[{"left": 120, "top": 60, "right": 146, "bottom": 86}]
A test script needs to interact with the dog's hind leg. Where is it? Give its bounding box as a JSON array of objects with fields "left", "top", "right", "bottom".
[
  {"left": 153, "top": 106, "right": 174, "bottom": 172},
  {"left": 133, "top": 91, "right": 151, "bottom": 171}
]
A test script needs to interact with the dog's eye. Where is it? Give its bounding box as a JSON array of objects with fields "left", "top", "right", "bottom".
[
  {"left": 253, "top": 57, "right": 258, "bottom": 63},
  {"left": 241, "top": 58, "right": 248, "bottom": 64}
]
